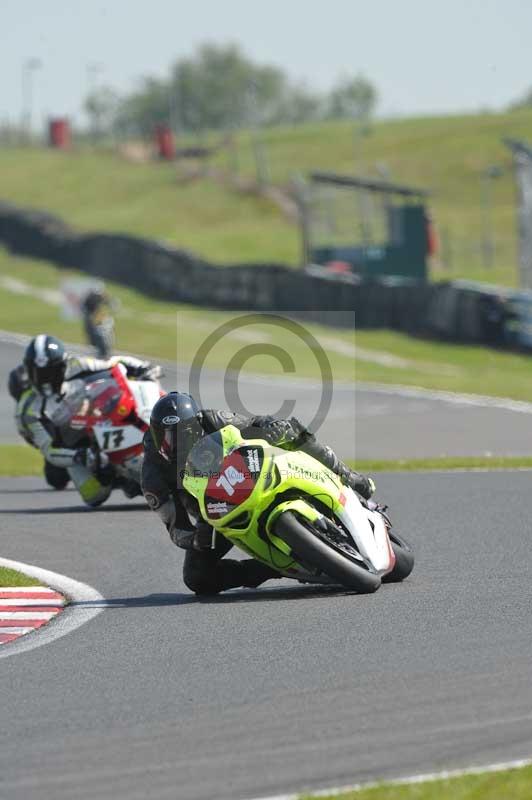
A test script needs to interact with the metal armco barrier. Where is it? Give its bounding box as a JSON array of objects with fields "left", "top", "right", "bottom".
[{"left": 0, "top": 200, "right": 528, "bottom": 350}]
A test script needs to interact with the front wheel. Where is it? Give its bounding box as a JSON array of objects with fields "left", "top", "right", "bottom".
[
  {"left": 273, "top": 511, "right": 381, "bottom": 593},
  {"left": 382, "top": 532, "right": 414, "bottom": 583},
  {"left": 44, "top": 461, "right": 70, "bottom": 490}
]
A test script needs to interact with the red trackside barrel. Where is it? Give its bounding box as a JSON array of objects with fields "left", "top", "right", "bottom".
[
  {"left": 49, "top": 118, "right": 71, "bottom": 149},
  {"left": 155, "top": 124, "right": 175, "bottom": 160}
]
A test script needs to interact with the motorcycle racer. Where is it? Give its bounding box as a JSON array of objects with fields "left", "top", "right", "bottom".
[
  {"left": 8, "top": 362, "right": 70, "bottom": 489},
  {"left": 12, "top": 334, "right": 161, "bottom": 506},
  {"left": 142, "top": 391, "right": 375, "bottom": 596},
  {"left": 81, "top": 286, "right": 115, "bottom": 358}
]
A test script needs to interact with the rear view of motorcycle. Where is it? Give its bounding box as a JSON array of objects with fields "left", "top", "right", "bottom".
[{"left": 183, "top": 424, "right": 414, "bottom": 593}]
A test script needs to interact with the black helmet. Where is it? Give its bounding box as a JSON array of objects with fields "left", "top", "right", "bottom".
[
  {"left": 150, "top": 392, "right": 201, "bottom": 464},
  {"left": 23, "top": 335, "right": 67, "bottom": 397}
]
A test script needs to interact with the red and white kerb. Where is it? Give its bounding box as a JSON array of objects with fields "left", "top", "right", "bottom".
[{"left": 0, "top": 586, "right": 66, "bottom": 645}]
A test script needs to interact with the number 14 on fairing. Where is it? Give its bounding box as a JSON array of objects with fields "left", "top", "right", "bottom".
[{"left": 216, "top": 466, "right": 245, "bottom": 497}]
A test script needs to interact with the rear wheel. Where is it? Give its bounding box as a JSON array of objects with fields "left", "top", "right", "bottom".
[
  {"left": 273, "top": 511, "right": 381, "bottom": 593},
  {"left": 382, "top": 532, "right": 414, "bottom": 583}
]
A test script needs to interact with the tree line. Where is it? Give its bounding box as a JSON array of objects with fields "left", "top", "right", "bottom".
[{"left": 85, "top": 43, "right": 378, "bottom": 138}]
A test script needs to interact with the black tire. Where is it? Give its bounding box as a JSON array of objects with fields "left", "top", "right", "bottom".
[
  {"left": 382, "top": 532, "right": 414, "bottom": 583},
  {"left": 274, "top": 511, "right": 381, "bottom": 593},
  {"left": 44, "top": 461, "right": 70, "bottom": 491}
]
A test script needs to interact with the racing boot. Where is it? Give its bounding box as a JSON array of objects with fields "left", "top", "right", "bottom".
[
  {"left": 299, "top": 435, "right": 375, "bottom": 500},
  {"left": 337, "top": 462, "right": 375, "bottom": 500},
  {"left": 184, "top": 551, "right": 281, "bottom": 596},
  {"left": 208, "top": 558, "right": 281, "bottom": 592},
  {"left": 240, "top": 560, "right": 281, "bottom": 588}
]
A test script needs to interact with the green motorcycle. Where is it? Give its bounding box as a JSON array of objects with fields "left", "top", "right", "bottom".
[{"left": 183, "top": 425, "right": 414, "bottom": 593}]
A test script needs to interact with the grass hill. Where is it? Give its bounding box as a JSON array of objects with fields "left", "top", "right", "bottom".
[
  {"left": 0, "top": 108, "right": 531, "bottom": 284},
  {"left": 6, "top": 246, "right": 532, "bottom": 403}
]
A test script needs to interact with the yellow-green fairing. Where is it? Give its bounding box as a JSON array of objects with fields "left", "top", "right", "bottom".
[{"left": 183, "top": 425, "right": 346, "bottom": 574}]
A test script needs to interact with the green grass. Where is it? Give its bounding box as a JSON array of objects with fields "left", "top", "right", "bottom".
[
  {"left": 349, "top": 457, "right": 532, "bottom": 472},
  {"left": 0, "top": 445, "right": 42, "bottom": 477},
  {"left": 1, "top": 108, "right": 532, "bottom": 281},
  {"left": 0, "top": 565, "right": 42, "bottom": 587},
  {"left": 5, "top": 247, "right": 532, "bottom": 400},
  {"left": 301, "top": 764, "right": 532, "bottom": 799},
  {"left": 3, "top": 443, "right": 532, "bottom": 479},
  {"left": 0, "top": 146, "right": 298, "bottom": 265}
]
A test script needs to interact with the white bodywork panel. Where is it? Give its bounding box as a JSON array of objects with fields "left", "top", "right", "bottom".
[
  {"left": 335, "top": 488, "right": 394, "bottom": 573},
  {"left": 128, "top": 380, "right": 161, "bottom": 424},
  {"left": 93, "top": 424, "right": 144, "bottom": 453}
]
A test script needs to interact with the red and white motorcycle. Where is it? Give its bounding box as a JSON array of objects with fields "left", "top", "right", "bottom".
[{"left": 56, "top": 363, "right": 164, "bottom": 498}]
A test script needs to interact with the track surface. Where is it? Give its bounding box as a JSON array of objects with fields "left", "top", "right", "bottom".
[
  {"left": 2, "top": 338, "right": 532, "bottom": 458},
  {"left": 3, "top": 335, "right": 532, "bottom": 798},
  {"left": 2, "top": 472, "right": 532, "bottom": 800}
]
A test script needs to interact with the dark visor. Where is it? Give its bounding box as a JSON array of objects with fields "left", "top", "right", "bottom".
[
  {"left": 35, "top": 364, "right": 64, "bottom": 392},
  {"left": 159, "top": 428, "right": 178, "bottom": 461}
]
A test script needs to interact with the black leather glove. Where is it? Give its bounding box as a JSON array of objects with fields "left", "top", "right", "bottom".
[
  {"left": 126, "top": 362, "right": 162, "bottom": 380},
  {"left": 74, "top": 448, "right": 112, "bottom": 482},
  {"left": 172, "top": 525, "right": 213, "bottom": 551},
  {"left": 142, "top": 365, "right": 163, "bottom": 381},
  {"left": 171, "top": 529, "right": 195, "bottom": 549},
  {"left": 73, "top": 448, "right": 90, "bottom": 468},
  {"left": 192, "top": 525, "right": 215, "bottom": 551},
  {"left": 252, "top": 416, "right": 299, "bottom": 446}
]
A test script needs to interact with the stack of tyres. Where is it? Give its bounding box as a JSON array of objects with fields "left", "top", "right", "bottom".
[
  {"left": 425, "top": 282, "right": 461, "bottom": 339},
  {"left": 0, "top": 202, "right": 74, "bottom": 264}
]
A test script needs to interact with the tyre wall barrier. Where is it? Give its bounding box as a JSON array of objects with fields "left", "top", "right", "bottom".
[{"left": 0, "top": 200, "right": 527, "bottom": 348}]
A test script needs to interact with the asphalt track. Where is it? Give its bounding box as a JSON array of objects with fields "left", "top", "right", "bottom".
[
  {"left": 2, "top": 336, "right": 532, "bottom": 459},
  {"left": 2, "top": 471, "right": 532, "bottom": 800},
  {"left": 2, "top": 336, "right": 532, "bottom": 799}
]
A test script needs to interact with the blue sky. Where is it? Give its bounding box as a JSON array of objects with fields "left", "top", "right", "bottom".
[{"left": 1, "top": 0, "right": 531, "bottom": 128}]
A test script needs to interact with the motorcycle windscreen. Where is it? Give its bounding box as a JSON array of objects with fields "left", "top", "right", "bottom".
[
  {"left": 86, "top": 376, "right": 122, "bottom": 418},
  {"left": 63, "top": 373, "right": 122, "bottom": 428},
  {"left": 185, "top": 431, "right": 225, "bottom": 477},
  {"left": 47, "top": 379, "right": 87, "bottom": 426}
]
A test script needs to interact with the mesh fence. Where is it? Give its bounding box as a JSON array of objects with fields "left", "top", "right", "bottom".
[
  {"left": 507, "top": 139, "right": 532, "bottom": 289},
  {"left": 308, "top": 183, "right": 389, "bottom": 248}
]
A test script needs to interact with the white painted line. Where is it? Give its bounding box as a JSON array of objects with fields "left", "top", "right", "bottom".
[
  {"left": 355, "top": 381, "right": 532, "bottom": 415},
  {"left": 0, "top": 598, "right": 65, "bottom": 606},
  {"left": 0, "top": 586, "right": 53, "bottom": 592},
  {"left": 0, "top": 275, "right": 61, "bottom": 305},
  {"left": 0, "top": 627, "right": 35, "bottom": 635},
  {"left": 245, "top": 756, "right": 532, "bottom": 800},
  {"left": 0, "top": 557, "right": 104, "bottom": 660},
  {"left": 0, "top": 611, "right": 58, "bottom": 619}
]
